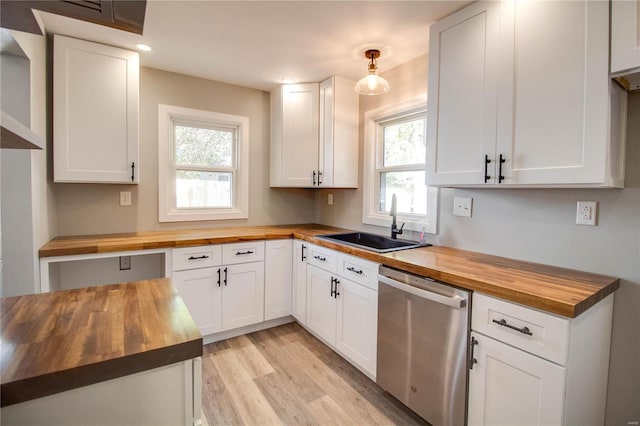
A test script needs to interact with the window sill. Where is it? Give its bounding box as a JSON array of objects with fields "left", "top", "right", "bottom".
[{"left": 159, "top": 208, "right": 248, "bottom": 223}]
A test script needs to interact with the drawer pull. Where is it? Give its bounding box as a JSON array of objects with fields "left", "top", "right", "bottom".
[
  {"left": 188, "top": 255, "right": 209, "bottom": 260},
  {"left": 470, "top": 336, "right": 478, "bottom": 370},
  {"left": 346, "top": 266, "right": 363, "bottom": 275},
  {"left": 313, "top": 255, "right": 327, "bottom": 262},
  {"left": 235, "top": 250, "right": 254, "bottom": 256},
  {"left": 492, "top": 318, "right": 533, "bottom": 336}
]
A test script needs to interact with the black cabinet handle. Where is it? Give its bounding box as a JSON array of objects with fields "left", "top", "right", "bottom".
[
  {"left": 470, "top": 336, "right": 478, "bottom": 369},
  {"left": 498, "top": 154, "right": 506, "bottom": 183},
  {"left": 217, "top": 268, "right": 221, "bottom": 287},
  {"left": 492, "top": 318, "right": 532, "bottom": 336},
  {"left": 334, "top": 278, "right": 340, "bottom": 298},
  {"left": 223, "top": 267, "right": 228, "bottom": 286},
  {"left": 346, "top": 266, "right": 363, "bottom": 275},
  {"left": 131, "top": 162, "right": 135, "bottom": 182},
  {"left": 484, "top": 155, "right": 491, "bottom": 183},
  {"left": 301, "top": 244, "right": 306, "bottom": 261},
  {"left": 313, "top": 255, "right": 326, "bottom": 262},
  {"left": 313, "top": 170, "right": 316, "bottom": 186},
  {"left": 318, "top": 171, "right": 322, "bottom": 185},
  {"left": 188, "top": 255, "right": 209, "bottom": 260},
  {"left": 330, "top": 277, "right": 335, "bottom": 297},
  {"left": 235, "top": 250, "right": 254, "bottom": 256}
]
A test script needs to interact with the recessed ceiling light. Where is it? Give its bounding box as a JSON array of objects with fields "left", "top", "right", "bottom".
[
  {"left": 281, "top": 78, "right": 295, "bottom": 84},
  {"left": 136, "top": 43, "right": 152, "bottom": 52}
]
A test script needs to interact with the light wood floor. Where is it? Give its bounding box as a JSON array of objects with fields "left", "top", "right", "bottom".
[{"left": 201, "top": 322, "right": 427, "bottom": 426}]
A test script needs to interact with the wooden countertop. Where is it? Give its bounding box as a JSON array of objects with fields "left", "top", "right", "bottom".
[
  {"left": 0, "top": 279, "right": 202, "bottom": 407},
  {"left": 39, "top": 224, "right": 619, "bottom": 318}
]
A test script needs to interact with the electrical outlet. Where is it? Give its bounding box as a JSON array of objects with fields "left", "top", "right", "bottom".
[
  {"left": 453, "top": 197, "right": 473, "bottom": 217},
  {"left": 120, "top": 191, "right": 132, "bottom": 206},
  {"left": 576, "top": 201, "right": 597, "bottom": 226},
  {"left": 119, "top": 256, "right": 131, "bottom": 270},
  {"left": 328, "top": 193, "right": 333, "bottom": 206}
]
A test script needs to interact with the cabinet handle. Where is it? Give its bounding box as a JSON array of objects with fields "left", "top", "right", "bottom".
[
  {"left": 318, "top": 171, "right": 322, "bottom": 185},
  {"left": 498, "top": 154, "right": 506, "bottom": 183},
  {"left": 492, "top": 318, "right": 532, "bottom": 336},
  {"left": 235, "top": 250, "right": 254, "bottom": 256},
  {"left": 330, "top": 277, "right": 335, "bottom": 297},
  {"left": 346, "top": 266, "right": 363, "bottom": 275},
  {"left": 470, "top": 336, "right": 478, "bottom": 369},
  {"left": 301, "top": 244, "right": 306, "bottom": 261},
  {"left": 188, "top": 255, "right": 209, "bottom": 260},
  {"left": 131, "top": 162, "right": 135, "bottom": 182},
  {"left": 484, "top": 155, "right": 491, "bottom": 183},
  {"left": 313, "top": 170, "right": 316, "bottom": 186},
  {"left": 223, "top": 267, "right": 228, "bottom": 286},
  {"left": 313, "top": 255, "right": 326, "bottom": 262},
  {"left": 334, "top": 278, "right": 340, "bottom": 298},
  {"left": 217, "top": 268, "right": 221, "bottom": 287}
]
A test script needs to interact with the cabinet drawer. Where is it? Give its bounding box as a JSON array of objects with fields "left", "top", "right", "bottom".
[
  {"left": 173, "top": 245, "right": 222, "bottom": 272},
  {"left": 338, "top": 253, "right": 379, "bottom": 291},
  {"left": 472, "top": 293, "right": 570, "bottom": 365},
  {"left": 222, "top": 241, "right": 265, "bottom": 265},
  {"left": 307, "top": 244, "right": 338, "bottom": 273}
]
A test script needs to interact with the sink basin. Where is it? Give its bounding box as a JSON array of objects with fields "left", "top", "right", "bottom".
[{"left": 319, "top": 232, "right": 429, "bottom": 253}]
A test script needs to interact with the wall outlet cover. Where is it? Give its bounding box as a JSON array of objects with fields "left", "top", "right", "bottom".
[
  {"left": 576, "top": 201, "right": 597, "bottom": 226},
  {"left": 119, "top": 256, "right": 131, "bottom": 270},
  {"left": 453, "top": 197, "right": 473, "bottom": 217},
  {"left": 328, "top": 193, "right": 334, "bottom": 206},
  {"left": 120, "top": 191, "right": 132, "bottom": 206}
]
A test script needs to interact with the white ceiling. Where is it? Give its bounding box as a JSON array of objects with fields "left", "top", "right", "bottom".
[{"left": 37, "top": 1, "right": 470, "bottom": 92}]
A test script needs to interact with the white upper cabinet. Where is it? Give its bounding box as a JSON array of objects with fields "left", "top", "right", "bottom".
[
  {"left": 53, "top": 35, "right": 139, "bottom": 183},
  {"left": 611, "top": 0, "right": 640, "bottom": 75},
  {"left": 270, "top": 77, "right": 358, "bottom": 188},
  {"left": 427, "top": 1, "right": 627, "bottom": 188}
]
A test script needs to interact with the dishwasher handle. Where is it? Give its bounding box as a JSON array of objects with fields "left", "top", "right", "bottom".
[{"left": 378, "top": 274, "right": 467, "bottom": 309}]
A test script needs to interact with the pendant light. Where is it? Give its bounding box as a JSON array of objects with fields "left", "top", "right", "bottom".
[{"left": 354, "top": 49, "right": 390, "bottom": 95}]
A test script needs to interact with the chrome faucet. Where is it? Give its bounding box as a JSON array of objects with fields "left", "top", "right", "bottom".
[{"left": 390, "top": 193, "right": 405, "bottom": 239}]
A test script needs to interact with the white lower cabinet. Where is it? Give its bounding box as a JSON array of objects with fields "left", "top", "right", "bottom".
[
  {"left": 222, "top": 262, "right": 265, "bottom": 330},
  {"left": 468, "top": 331, "right": 565, "bottom": 426},
  {"left": 292, "top": 240, "right": 308, "bottom": 324},
  {"left": 303, "top": 245, "right": 379, "bottom": 378},
  {"left": 173, "top": 268, "right": 223, "bottom": 336},
  {"left": 264, "top": 240, "right": 293, "bottom": 321}
]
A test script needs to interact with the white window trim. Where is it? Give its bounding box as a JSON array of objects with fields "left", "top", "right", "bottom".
[
  {"left": 362, "top": 95, "right": 439, "bottom": 234},
  {"left": 158, "top": 104, "right": 249, "bottom": 222}
]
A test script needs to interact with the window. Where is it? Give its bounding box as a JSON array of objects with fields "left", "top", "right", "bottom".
[
  {"left": 159, "top": 104, "right": 249, "bottom": 222},
  {"left": 363, "top": 97, "right": 438, "bottom": 233}
]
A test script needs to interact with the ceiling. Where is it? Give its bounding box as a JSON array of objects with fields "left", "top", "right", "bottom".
[{"left": 37, "top": 1, "right": 470, "bottom": 92}]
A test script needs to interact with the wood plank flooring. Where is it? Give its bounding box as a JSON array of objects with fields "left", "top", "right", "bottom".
[{"left": 201, "top": 322, "right": 427, "bottom": 425}]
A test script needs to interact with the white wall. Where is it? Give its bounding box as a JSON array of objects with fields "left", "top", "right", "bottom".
[{"left": 314, "top": 55, "right": 640, "bottom": 425}]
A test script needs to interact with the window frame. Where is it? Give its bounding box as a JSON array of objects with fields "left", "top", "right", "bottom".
[
  {"left": 158, "top": 104, "right": 249, "bottom": 222},
  {"left": 362, "top": 96, "right": 438, "bottom": 234}
]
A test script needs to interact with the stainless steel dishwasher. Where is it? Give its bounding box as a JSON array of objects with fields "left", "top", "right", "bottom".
[{"left": 377, "top": 266, "right": 470, "bottom": 426}]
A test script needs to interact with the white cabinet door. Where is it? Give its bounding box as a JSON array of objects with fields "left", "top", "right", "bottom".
[
  {"left": 468, "top": 332, "right": 566, "bottom": 426},
  {"left": 173, "top": 268, "right": 222, "bottom": 336},
  {"left": 264, "top": 240, "right": 292, "bottom": 321},
  {"left": 305, "top": 265, "right": 337, "bottom": 346},
  {"left": 319, "top": 76, "right": 358, "bottom": 188},
  {"left": 270, "top": 83, "right": 319, "bottom": 187},
  {"left": 53, "top": 35, "right": 139, "bottom": 183},
  {"left": 292, "top": 240, "right": 308, "bottom": 325},
  {"left": 611, "top": 0, "right": 640, "bottom": 74},
  {"left": 496, "top": 0, "right": 610, "bottom": 185},
  {"left": 222, "top": 262, "right": 265, "bottom": 331},
  {"left": 426, "top": 1, "right": 500, "bottom": 186},
  {"left": 335, "top": 277, "right": 378, "bottom": 377}
]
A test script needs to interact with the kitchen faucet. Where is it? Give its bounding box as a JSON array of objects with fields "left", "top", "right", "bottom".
[{"left": 390, "top": 193, "right": 404, "bottom": 239}]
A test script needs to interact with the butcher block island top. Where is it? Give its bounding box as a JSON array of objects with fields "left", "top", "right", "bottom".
[
  {"left": 0, "top": 279, "right": 202, "bottom": 407},
  {"left": 39, "top": 224, "right": 619, "bottom": 318}
]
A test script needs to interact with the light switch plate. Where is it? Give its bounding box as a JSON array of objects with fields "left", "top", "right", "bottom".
[
  {"left": 453, "top": 197, "right": 472, "bottom": 217},
  {"left": 576, "top": 201, "right": 597, "bottom": 225},
  {"left": 328, "top": 193, "right": 333, "bottom": 205}
]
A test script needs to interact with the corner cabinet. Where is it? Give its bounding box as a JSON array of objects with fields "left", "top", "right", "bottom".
[
  {"left": 270, "top": 77, "right": 358, "bottom": 188},
  {"left": 264, "top": 240, "right": 293, "bottom": 321},
  {"left": 468, "top": 293, "right": 614, "bottom": 425},
  {"left": 292, "top": 240, "right": 308, "bottom": 325},
  {"left": 427, "top": 0, "right": 627, "bottom": 188},
  {"left": 53, "top": 35, "right": 139, "bottom": 183}
]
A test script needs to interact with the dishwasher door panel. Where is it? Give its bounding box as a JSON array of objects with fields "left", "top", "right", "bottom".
[{"left": 377, "top": 280, "right": 469, "bottom": 426}]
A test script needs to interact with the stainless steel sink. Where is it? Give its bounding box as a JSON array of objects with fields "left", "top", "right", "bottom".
[{"left": 319, "top": 232, "right": 429, "bottom": 253}]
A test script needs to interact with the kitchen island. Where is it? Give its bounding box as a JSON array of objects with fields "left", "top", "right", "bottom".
[{"left": 0, "top": 278, "right": 203, "bottom": 425}]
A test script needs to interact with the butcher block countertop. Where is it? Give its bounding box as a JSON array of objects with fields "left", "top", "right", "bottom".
[
  {"left": 39, "top": 224, "right": 619, "bottom": 318},
  {"left": 0, "top": 279, "right": 202, "bottom": 407}
]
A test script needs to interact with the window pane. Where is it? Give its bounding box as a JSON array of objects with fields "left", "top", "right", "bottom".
[
  {"left": 175, "top": 125, "right": 233, "bottom": 167},
  {"left": 383, "top": 118, "right": 426, "bottom": 167},
  {"left": 176, "top": 170, "right": 232, "bottom": 208},
  {"left": 379, "top": 171, "right": 426, "bottom": 215}
]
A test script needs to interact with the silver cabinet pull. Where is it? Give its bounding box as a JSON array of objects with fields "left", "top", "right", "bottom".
[{"left": 492, "top": 318, "right": 532, "bottom": 336}]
